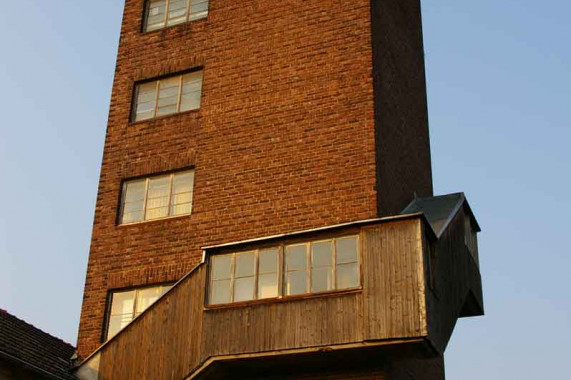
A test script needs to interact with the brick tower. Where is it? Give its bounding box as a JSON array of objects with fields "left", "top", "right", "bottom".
[{"left": 75, "top": 1, "right": 483, "bottom": 379}]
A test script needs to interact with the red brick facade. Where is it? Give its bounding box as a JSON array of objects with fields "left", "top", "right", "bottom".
[{"left": 77, "top": 0, "right": 432, "bottom": 360}]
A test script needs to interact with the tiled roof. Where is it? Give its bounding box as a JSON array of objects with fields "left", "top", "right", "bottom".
[{"left": 0, "top": 309, "right": 77, "bottom": 380}]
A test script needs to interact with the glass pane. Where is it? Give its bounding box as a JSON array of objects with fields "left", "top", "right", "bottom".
[
  {"left": 189, "top": 0, "right": 208, "bottom": 20},
  {"left": 135, "top": 82, "right": 157, "bottom": 120},
  {"left": 235, "top": 251, "right": 255, "bottom": 278},
  {"left": 234, "top": 277, "right": 255, "bottom": 302},
  {"left": 107, "top": 314, "right": 132, "bottom": 339},
  {"left": 146, "top": 0, "right": 167, "bottom": 31},
  {"left": 286, "top": 244, "right": 307, "bottom": 271},
  {"left": 123, "top": 201, "right": 145, "bottom": 213},
  {"left": 311, "top": 240, "right": 333, "bottom": 267},
  {"left": 171, "top": 203, "right": 191, "bottom": 215},
  {"left": 146, "top": 196, "right": 169, "bottom": 209},
  {"left": 180, "top": 93, "right": 201, "bottom": 112},
  {"left": 211, "top": 254, "right": 232, "bottom": 280},
  {"left": 147, "top": 176, "right": 170, "bottom": 198},
  {"left": 136, "top": 287, "right": 162, "bottom": 313},
  {"left": 210, "top": 279, "right": 231, "bottom": 305},
  {"left": 180, "top": 71, "right": 202, "bottom": 111},
  {"left": 311, "top": 267, "right": 333, "bottom": 293},
  {"left": 110, "top": 291, "right": 136, "bottom": 316},
  {"left": 171, "top": 192, "right": 192, "bottom": 205},
  {"left": 286, "top": 271, "right": 307, "bottom": 296},
  {"left": 167, "top": 0, "right": 188, "bottom": 25},
  {"left": 145, "top": 207, "right": 169, "bottom": 220},
  {"left": 336, "top": 236, "right": 358, "bottom": 264},
  {"left": 258, "top": 273, "right": 278, "bottom": 299},
  {"left": 336, "top": 263, "right": 360, "bottom": 289},
  {"left": 259, "top": 248, "right": 278, "bottom": 274},
  {"left": 160, "top": 285, "right": 173, "bottom": 295},
  {"left": 172, "top": 171, "right": 194, "bottom": 193},
  {"left": 121, "top": 211, "right": 144, "bottom": 224}
]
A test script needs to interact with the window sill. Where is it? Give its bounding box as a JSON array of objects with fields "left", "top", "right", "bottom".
[
  {"left": 204, "top": 287, "right": 362, "bottom": 310},
  {"left": 117, "top": 213, "right": 191, "bottom": 228},
  {"left": 129, "top": 108, "right": 201, "bottom": 126}
]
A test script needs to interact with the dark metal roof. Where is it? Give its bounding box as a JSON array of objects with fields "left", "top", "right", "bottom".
[
  {"left": 401, "top": 192, "right": 480, "bottom": 238},
  {"left": 0, "top": 309, "right": 77, "bottom": 380}
]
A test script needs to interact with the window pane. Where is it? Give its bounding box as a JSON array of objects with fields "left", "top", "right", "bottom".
[
  {"left": 211, "top": 254, "right": 233, "bottom": 280},
  {"left": 145, "top": 207, "right": 169, "bottom": 220},
  {"left": 107, "top": 314, "right": 132, "bottom": 340},
  {"left": 172, "top": 171, "right": 194, "bottom": 194},
  {"left": 336, "top": 236, "right": 358, "bottom": 264},
  {"left": 136, "top": 287, "right": 163, "bottom": 314},
  {"left": 110, "top": 291, "right": 136, "bottom": 316},
  {"left": 312, "top": 240, "right": 333, "bottom": 267},
  {"left": 258, "top": 273, "right": 278, "bottom": 299},
  {"left": 134, "top": 82, "right": 157, "bottom": 121},
  {"left": 259, "top": 248, "right": 278, "bottom": 274},
  {"left": 286, "top": 271, "right": 307, "bottom": 296},
  {"left": 210, "top": 279, "right": 231, "bottom": 305},
  {"left": 146, "top": 0, "right": 167, "bottom": 31},
  {"left": 234, "top": 277, "right": 255, "bottom": 302},
  {"left": 312, "top": 267, "right": 333, "bottom": 293},
  {"left": 180, "top": 71, "right": 203, "bottom": 111},
  {"left": 171, "top": 203, "right": 191, "bottom": 215},
  {"left": 189, "top": 0, "right": 209, "bottom": 20},
  {"left": 167, "top": 0, "right": 188, "bottom": 25},
  {"left": 157, "top": 77, "right": 181, "bottom": 116},
  {"left": 121, "top": 181, "right": 146, "bottom": 224},
  {"left": 336, "top": 263, "right": 359, "bottom": 289},
  {"left": 122, "top": 211, "right": 144, "bottom": 224},
  {"left": 235, "top": 252, "right": 255, "bottom": 278},
  {"left": 286, "top": 244, "right": 307, "bottom": 271},
  {"left": 147, "top": 176, "right": 170, "bottom": 197}
]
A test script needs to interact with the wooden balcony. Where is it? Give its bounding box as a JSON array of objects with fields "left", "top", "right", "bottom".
[{"left": 76, "top": 193, "right": 483, "bottom": 380}]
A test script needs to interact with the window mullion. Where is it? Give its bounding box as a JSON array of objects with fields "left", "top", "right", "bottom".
[
  {"left": 278, "top": 246, "right": 284, "bottom": 298},
  {"left": 307, "top": 242, "right": 311, "bottom": 294},
  {"left": 332, "top": 238, "right": 337, "bottom": 290},
  {"left": 253, "top": 250, "right": 259, "bottom": 300},
  {"left": 176, "top": 75, "right": 183, "bottom": 113},
  {"left": 153, "top": 81, "right": 160, "bottom": 118},
  {"left": 185, "top": 0, "right": 192, "bottom": 23},
  {"left": 142, "top": 178, "right": 150, "bottom": 222},
  {"left": 132, "top": 290, "right": 139, "bottom": 321},
  {"left": 167, "top": 173, "right": 175, "bottom": 216},
  {"left": 229, "top": 254, "right": 235, "bottom": 303},
  {"left": 164, "top": 0, "right": 171, "bottom": 26}
]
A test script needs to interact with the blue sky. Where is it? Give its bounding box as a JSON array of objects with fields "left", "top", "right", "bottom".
[{"left": 0, "top": 0, "right": 569, "bottom": 378}]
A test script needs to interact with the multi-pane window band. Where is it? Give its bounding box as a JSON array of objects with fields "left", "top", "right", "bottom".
[
  {"left": 133, "top": 70, "right": 203, "bottom": 122},
  {"left": 105, "top": 284, "right": 173, "bottom": 341},
  {"left": 145, "top": 0, "right": 209, "bottom": 32},
  {"left": 208, "top": 236, "right": 360, "bottom": 306},
  {"left": 120, "top": 170, "right": 194, "bottom": 225}
]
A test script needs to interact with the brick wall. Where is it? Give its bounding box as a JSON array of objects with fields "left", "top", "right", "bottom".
[{"left": 77, "top": 0, "right": 379, "bottom": 357}]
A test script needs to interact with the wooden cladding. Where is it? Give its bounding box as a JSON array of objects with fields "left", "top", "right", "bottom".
[{"left": 84, "top": 218, "right": 434, "bottom": 380}]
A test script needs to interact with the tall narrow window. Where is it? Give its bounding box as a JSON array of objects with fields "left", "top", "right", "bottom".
[
  {"left": 133, "top": 71, "right": 203, "bottom": 122},
  {"left": 335, "top": 236, "right": 360, "bottom": 290},
  {"left": 257, "top": 248, "right": 279, "bottom": 299},
  {"left": 285, "top": 244, "right": 309, "bottom": 296},
  {"left": 120, "top": 170, "right": 194, "bottom": 225},
  {"left": 311, "top": 240, "right": 334, "bottom": 292},
  {"left": 106, "top": 284, "right": 172, "bottom": 340},
  {"left": 145, "top": 0, "right": 209, "bottom": 32}
]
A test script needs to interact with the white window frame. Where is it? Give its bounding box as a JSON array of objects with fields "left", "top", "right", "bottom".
[
  {"left": 207, "top": 235, "right": 361, "bottom": 306},
  {"left": 132, "top": 70, "right": 203, "bottom": 122},
  {"left": 209, "top": 248, "right": 282, "bottom": 305},
  {"left": 119, "top": 169, "right": 194, "bottom": 225},
  {"left": 144, "top": 0, "right": 209, "bottom": 33},
  {"left": 105, "top": 283, "right": 173, "bottom": 341}
]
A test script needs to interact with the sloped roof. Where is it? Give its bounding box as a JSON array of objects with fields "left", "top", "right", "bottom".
[
  {"left": 0, "top": 309, "right": 77, "bottom": 380},
  {"left": 401, "top": 192, "right": 480, "bottom": 237}
]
